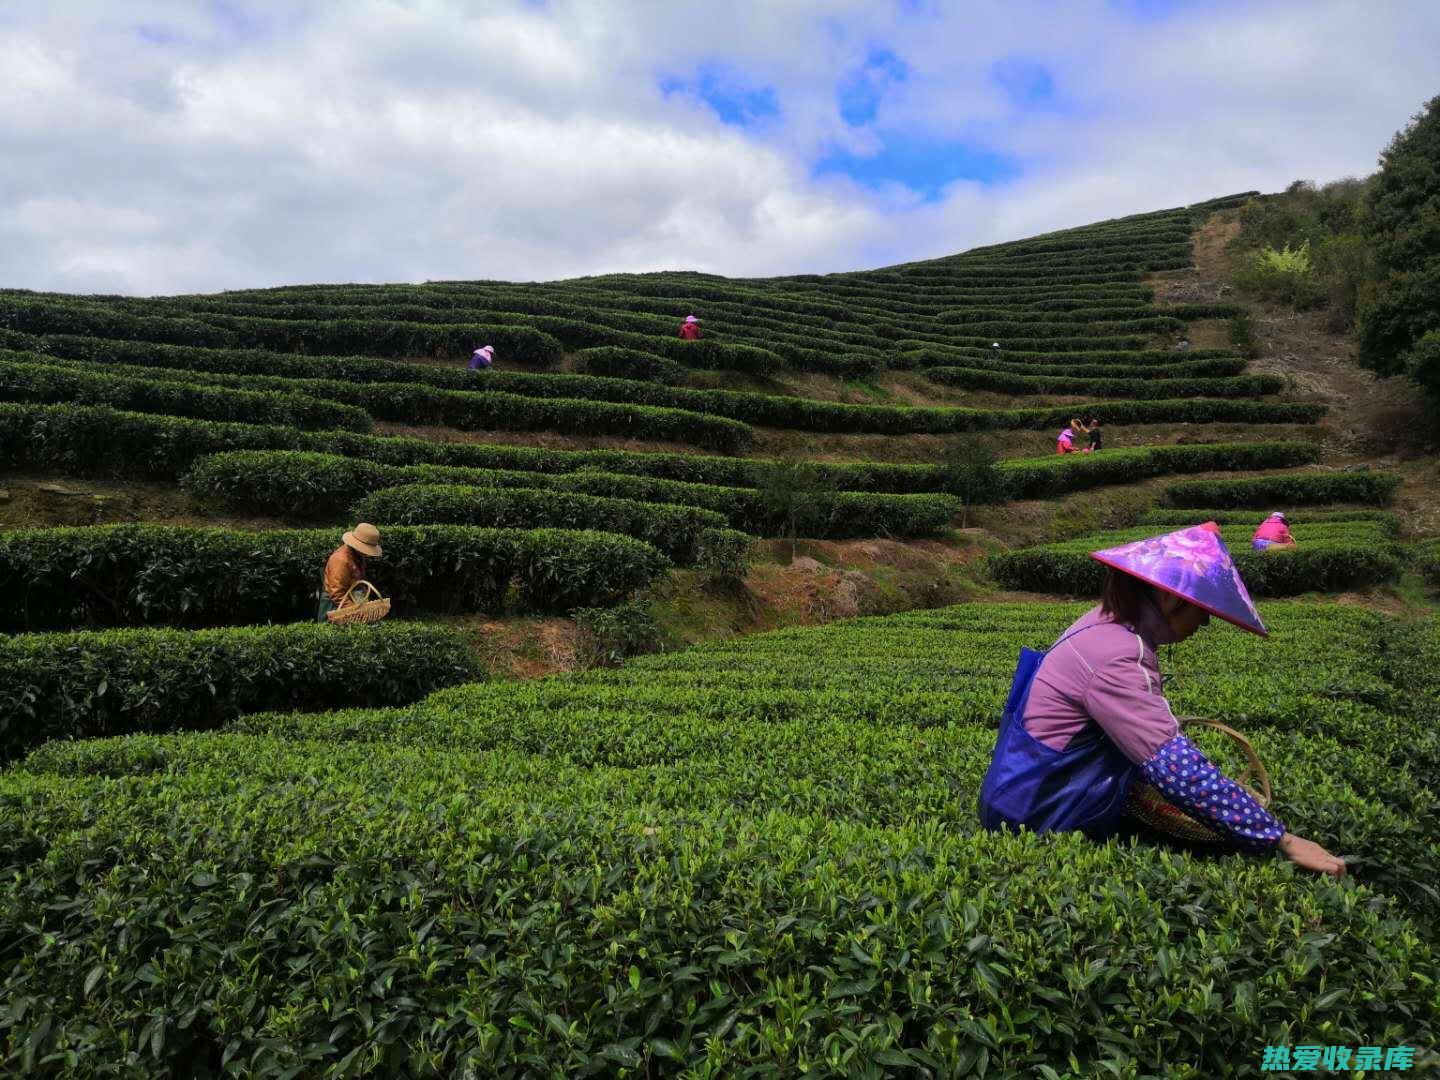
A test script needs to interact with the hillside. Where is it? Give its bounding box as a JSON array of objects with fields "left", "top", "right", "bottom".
[{"left": 2, "top": 195, "right": 1437, "bottom": 1074}]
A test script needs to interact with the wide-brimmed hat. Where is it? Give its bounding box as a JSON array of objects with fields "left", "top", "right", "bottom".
[
  {"left": 343, "top": 522, "right": 383, "bottom": 558},
  {"left": 685, "top": 315, "right": 699, "bottom": 323},
  {"left": 1091, "top": 523, "right": 1266, "bottom": 637},
  {"left": 474, "top": 344, "right": 494, "bottom": 356},
  {"left": 1269, "top": 511, "right": 1287, "bottom": 522}
]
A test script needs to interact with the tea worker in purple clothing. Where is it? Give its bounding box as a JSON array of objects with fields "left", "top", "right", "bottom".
[
  {"left": 468, "top": 344, "right": 494, "bottom": 370},
  {"left": 979, "top": 522, "right": 1346, "bottom": 877}
]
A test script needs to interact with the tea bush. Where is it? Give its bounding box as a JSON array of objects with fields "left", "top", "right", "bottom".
[
  {"left": 0, "top": 350, "right": 370, "bottom": 432},
  {"left": 1164, "top": 471, "right": 1402, "bottom": 508},
  {"left": 351, "top": 483, "right": 730, "bottom": 564},
  {"left": 1, "top": 601, "right": 1435, "bottom": 1075},
  {"left": 990, "top": 523, "right": 1402, "bottom": 595},
  {"left": 0, "top": 524, "right": 668, "bottom": 630},
  {"left": 0, "top": 622, "right": 481, "bottom": 760}
]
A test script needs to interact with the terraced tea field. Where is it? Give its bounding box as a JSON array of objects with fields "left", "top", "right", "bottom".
[{"left": 3, "top": 194, "right": 1437, "bottom": 1074}]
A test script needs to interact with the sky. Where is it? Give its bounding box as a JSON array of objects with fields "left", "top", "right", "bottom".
[{"left": 1, "top": 0, "right": 1438, "bottom": 296}]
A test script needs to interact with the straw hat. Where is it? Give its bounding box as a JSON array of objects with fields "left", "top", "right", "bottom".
[
  {"left": 1091, "top": 523, "right": 1265, "bottom": 637},
  {"left": 685, "top": 315, "right": 699, "bottom": 323},
  {"left": 343, "top": 522, "right": 383, "bottom": 558}
]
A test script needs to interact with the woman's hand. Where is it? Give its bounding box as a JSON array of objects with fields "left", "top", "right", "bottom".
[{"left": 1279, "top": 832, "right": 1346, "bottom": 877}]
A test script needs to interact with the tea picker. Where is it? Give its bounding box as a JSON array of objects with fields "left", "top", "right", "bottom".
[
  {"left": 1251, "top": 511, "right": 1296, "bottom": 551},
  {"left": 316, "top": 523, "right": 390, "bottom": 625},
  {"left": 979, "top": 523, "right": 1345, "bottom": 876}
]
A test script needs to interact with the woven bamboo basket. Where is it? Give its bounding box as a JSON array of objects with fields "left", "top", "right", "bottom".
[
  {"left": 326, "top": 580, "right": 391, "bottom": 626},
  {"left": 1127, "top": 717, "right": 1272, "bottom": 844}
]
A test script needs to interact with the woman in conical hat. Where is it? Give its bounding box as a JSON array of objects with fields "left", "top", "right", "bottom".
[{"left": 979, "top": 523, "right": 1345, "bottom": 876}]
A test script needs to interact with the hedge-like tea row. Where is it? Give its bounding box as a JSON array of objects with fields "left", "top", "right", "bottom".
[
  {"left": 0, "top": 402, "right": 1325, "bottom": 503},
  {"left": 0, "top": 294, "right": 566, "bottom": 364},
  {"left": 1164, "top": 471, "right": 1403, "bottom": 508},
  {"left": 186, "top": 451, "right": 963, "bottom": 538},
  {"left": 550, "top": 472, "right": 963, "bottom": 538},
  {"left": 944, "top": 354, "right": 1249, "bottom": 379},
  {"left": 1140, "top": 507, "right": 1403, "bottom": 536},
  {"left": 0, "top": 600, "right": 1434, "bottom": 1075},
  {"left": 924, "top": 365, "right": 1284, "bottom": 400},
  {"left": 3, "top": 329, "right": 1281, "bottom": 440},
  {"left": 990, "top": 523, "right": 1402, "bottom": 596},
  {"left": 5, "top": 346, "right": 754, "bottom": 452},
  {"left": 0, "top": 622, "right": 482, "bottom": 761},
  {"left": 998, "top": 441, "right": 1320, "bottom": 499},
  {"left": 0, "top": 351, "right": 371, "bottom": 432},
  {"left": 0, "top": 523, "right": 668, "bottom": 631},
  {"left": 573, "top": 346, "right": 688, "bottom": 384},
  {"left": 352, "top": 484, "right": 729, "bottom": 564}
]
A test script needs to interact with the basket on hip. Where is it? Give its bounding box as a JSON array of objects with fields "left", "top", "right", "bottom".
[
  {"left": 1127, "top": 717, "right": 1271, "bottom": 845},
  {"left": 327, "top": 580, "right": 391, "bottom": 625}
]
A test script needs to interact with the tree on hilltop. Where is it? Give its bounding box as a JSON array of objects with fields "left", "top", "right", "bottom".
[{"left": 1356, "top": 94, "right": 1440, "bottom": 403}]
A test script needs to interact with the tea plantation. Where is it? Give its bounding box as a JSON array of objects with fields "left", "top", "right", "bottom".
[{"left": 3, "top": 195, "right": 1437, "bottom": 1075}]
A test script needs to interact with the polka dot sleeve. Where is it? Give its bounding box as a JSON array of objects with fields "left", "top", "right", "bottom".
[{"left": 1140, "top": 734, "right": 1285, "bottom": 853}]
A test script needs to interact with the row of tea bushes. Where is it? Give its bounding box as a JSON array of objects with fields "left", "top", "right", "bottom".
[
  {"left": 0, "top": 328, "right": 1313, "bottom": 438},
  {"left": 0, "top": 523, "right": 667, "bottom": 631},
  {"left": 0, "top": 351, "right": 370, "bottom": 432},
  {"left": 0, "top": 622, "right": 482, "bottom": 761},
  {"left": 1, "top": 599, "right": 1434, "bottom": 1075},
  {"left": 1164, "top": 471, "right": 1403, "bottom": 507},
  {"left": 185, "top": 451, "right": 964, "bottom": 538},
  {"left": 989, "top": 522, "right": 1402, "bottom": 596},
  {"left": 3, "top": 345, "right": 754, "bottom": 452},
  {"left": 924, "top": 365, "right": 1284, "bottom": 399},
  {"left": 0, "top": 402, "right": 1321, "bottom": 499},
  {"left": 1140, "top": 507, "right": 1403, "bottom": 535},
  {"left": 350, "top": 484, "right": 730, "bottom": 564},
  {"left": 997, "top": 442, "right": 1319, "bottom": 499}
]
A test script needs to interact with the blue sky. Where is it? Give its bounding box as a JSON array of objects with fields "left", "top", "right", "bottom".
[{"left": 2, "top": 0, "right": 1439, "bottom": 293}]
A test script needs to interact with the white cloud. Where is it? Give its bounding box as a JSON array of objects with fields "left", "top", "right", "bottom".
[{"left": 0, "top": 0, "right": 1437, "bottom": 294}]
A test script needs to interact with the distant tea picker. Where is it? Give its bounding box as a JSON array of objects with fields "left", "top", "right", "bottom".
[
  {"left": 979, "top": 522, "right": 1345, "bottom": 876},
  {"left": 678, "top": 315, "right": 702, "bottom": 340},
  {"left": 468, "top": 344, "right": 494, "bottom": 370}
]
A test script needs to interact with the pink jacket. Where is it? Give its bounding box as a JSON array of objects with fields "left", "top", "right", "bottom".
[
  {"left": 1023, "top": 604, "right": 1181, "bottom": 764},
  {"left": 1252, "top": 517, "right": 1292, "bottom": 544}
]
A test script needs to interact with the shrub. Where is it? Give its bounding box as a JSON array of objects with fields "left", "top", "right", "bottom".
[
  {"left": 1164, "top": 471, "right": 1402, "bottom": 508},
  {"left": 1228, "top": 313, "right": 1261, "bottom": 359},
  {"left": 0, "top": 524, "right": 668, "bottom": 630},
  {"left": 1232, "top": 242, "right": 1326, "bottom": 308},
  {"left": 572, "top": 602, "right": 664, "bottom": 668},
  {"left": 1415, "top": 539, "right": 1440, "bottom": 592},
  {"left": 351, "top": 484, "right": 728, "bottom": 565},
  {"left": 0, "top": 622, "right": 482, "bottom": 761},
  {"left": 573, "top": 346, "right": 688, "bottom": 384}
]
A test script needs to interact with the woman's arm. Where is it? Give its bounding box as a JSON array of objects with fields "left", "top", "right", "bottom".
[{"left": 1139, "top": 734, "right": 1284, "bottom": 852}]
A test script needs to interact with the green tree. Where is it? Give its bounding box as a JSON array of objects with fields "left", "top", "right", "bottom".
[
  {"left": 756, "top": 456, "right": 831, "bottom": 560},
  {"left": 1356, "top": 95, "right": 1440, "bottom": 393},
  {"left": 939, "top": 435, "right": 1009, "bottom": 527}
]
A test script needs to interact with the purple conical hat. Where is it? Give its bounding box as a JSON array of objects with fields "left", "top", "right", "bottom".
[{"left": 1091, "top": 522, "right": 1267, "bottom": 637}]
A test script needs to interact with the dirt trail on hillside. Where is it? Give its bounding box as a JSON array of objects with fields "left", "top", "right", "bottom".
[{"left": 1168, "top": 212, "right": 1436, "bottom": 532}]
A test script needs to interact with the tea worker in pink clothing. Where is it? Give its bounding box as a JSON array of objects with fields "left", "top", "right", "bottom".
[
  {"left": 1252, "top": 512, "right": 1295, "bottom": 551},
  {"left": 678, "top": 315, "right": 702, "bottom": 340},
  {"left": 1056, "top": 426, "right": 1078, "bottom": 454},
  {"left": 979, "top": 522, "right": 1345, "bottom": 877},
  {"left": 468, "top": 344, "right": 494, "bottom": 370}
]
